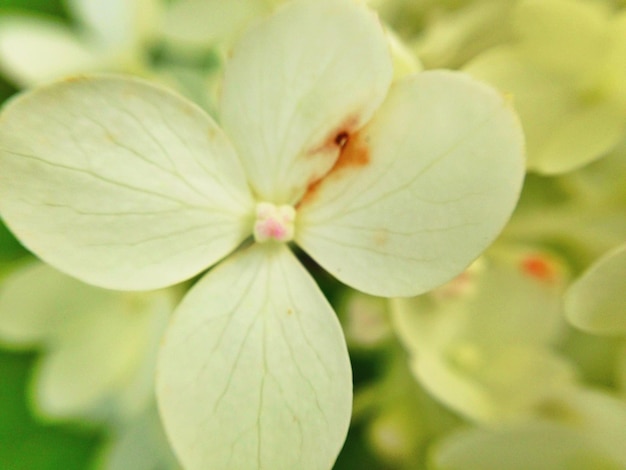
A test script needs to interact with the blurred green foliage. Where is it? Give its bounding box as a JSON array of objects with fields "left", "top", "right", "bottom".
[
  {"left": 0, "top": 0, "right": 66, "bottom": 17},
  {"left": 0, "top": 2, "right": 102, "bottom": 469},
  {"left": 0, "top": 352, "right": 100, "bottom": 470}
]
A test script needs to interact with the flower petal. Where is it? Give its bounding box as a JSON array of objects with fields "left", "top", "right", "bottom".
[
  {"left": 564, "top": 243, "right": 626, "bottom": 335},
  {"left": 433, "top": 388, "right": 626, "bottom": 470},
  {"left": 433, "top": 421, "right": 616, "bottom": 470},
  {"left": 156, "top": 244, "right": 352, "bottom": 470},
  {"left": 32, "top": 288, "right": 172, "bottom": 422},
  {"left": 391, "top": 248, "right": 574, "bottom": 423},
  {"left": 67, "top": 0, "right": 161, "bottom": 48},
  {"left": 0, "top": 15, "right": 98, "bottom": 87},
  {"left": 465, "top": 46, "right": 626, "bottom": 174},
  {"left": 296, "top": 71, "right": 525, "bottom": 296},
  {"left": 0, "top": 263, "right": 176, "bottom": 422},
  {"left": 0, "top": 262, "right": 111, "bottom": 348},
  {"left": 161, "top": 0, "right": 271, "bottom": 51},
  {"left": 220, "top": 0, "right": 393, "bottom": 203},
  {"left": 0, "top": 76, "right": 254, "bottom": 290},
  {"left": 512, "top": 0, "right": 610, "bottom": 78}
]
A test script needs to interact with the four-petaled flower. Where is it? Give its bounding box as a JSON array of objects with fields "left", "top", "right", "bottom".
[{"left": 0, "top": 0, "right": 524, "bottom": 468}]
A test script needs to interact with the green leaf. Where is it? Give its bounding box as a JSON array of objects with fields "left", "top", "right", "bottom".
[{"left": 0, "top": 350, "right": 100, "bottom": 470}]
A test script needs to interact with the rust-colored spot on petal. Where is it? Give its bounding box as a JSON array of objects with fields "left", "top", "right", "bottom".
[
  {"left": 335, "top": 131, "right": 349, "bottom": 147},
  {"left": 306, "top": 115, "right": 360, "bottom": 157},
  {"left": 521, "top": 255, "right": 556, "bottom": 282},
  {"left": 332, "top": 130, "right": 369, "bottom": 170},
  {"left": 298, "top": 126, "right": 370, "bottom": 207}
]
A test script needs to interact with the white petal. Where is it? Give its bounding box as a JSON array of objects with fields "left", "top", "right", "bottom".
[
  {"left": 465, "top": 47, "right": 626, "bottom": 174},
  {"left": 433, "top": 388, "right": 626, "bottom": 469},
  {"left": 161, "top": 0, "right": 270, "bottom": 51},
  {"left": 512, "top": 0, "right": 610, "bottom": 78},
  {"left": 0, "top": 262, "right": 112, "bottom": 348},
  {"left": 391, "top": 249, "right": 574, "bottom": 423},
  {"left": 433, "top": 421, "right": 614, "bottom": 470},
  {"left": 220, "top": 0, "right": 393, "bottom": 203},
  {"left": 157, "top": 244, "right": 352, "bottom": 470},
  {"left": 66, "top": 0, "right": 161, "bottom": 48},
  {"left": 407, "top": 345, "right": 574, "bottom": 424},
  {"left": 296, "top": 71, "right": 525, "bottom": 296},
  {"left": 0, "top": 76, "right": 254, "bottom": 290},
  {"left": 32, "top": 289, "right": 174, "bottom": 421},
  {"left": 0, "top": 15, "right": 99, "bottom": 87},
  {"left": 564, "top": 243, "right": 626, "bottom": 335}
]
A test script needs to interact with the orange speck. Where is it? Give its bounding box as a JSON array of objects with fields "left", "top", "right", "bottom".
[
  {"left": 521, "top": 255, "right": 555, "bottom": 282},
  {"left": 373, "top": 229, "right": 389, "bottom": 247}
]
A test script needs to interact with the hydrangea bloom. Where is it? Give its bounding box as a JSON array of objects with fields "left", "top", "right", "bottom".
[
  {"left": 465, "top": 0, "right": 626, "bottom": 174},
  {"left": 433, "top": 388, "right": 626, "bottom": 470},
  {"left": 392, "top": 247, "right": 576, "bottom": 423},
  {"left": 0, "top": 0, "right": 524, "bottom": 467}
]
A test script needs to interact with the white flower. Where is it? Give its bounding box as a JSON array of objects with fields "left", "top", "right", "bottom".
[
  {"left": 0, "top": 0, "right": 524, "bottom": 467},
  {"left": 392, "top": 247, "right": 576, "bottom": 423},
  {"left": 465, "top": 0, "right": 626, "bottom": 174},
  {"left": 0, "top": 262, "right": 174, "bottom": 424},
  {"left": 433, "top": 388, "right": 626, "bottom": 469},
  {"left": 0, "top": 0, "right": 162, "bottom": 87}
]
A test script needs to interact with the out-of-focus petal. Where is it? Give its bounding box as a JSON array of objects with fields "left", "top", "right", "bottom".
[
  {"left": 565, "top": 243, "right": 626, "bottom": 335},
  {"left": 0, "top": 15, "right": 98, "bottom": 87}
]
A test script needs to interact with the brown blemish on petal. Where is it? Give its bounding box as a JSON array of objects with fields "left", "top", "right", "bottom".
[
  {"left": 334, "top": 131, "right": 349, "bottom": 147},
  {"left": 297, "top": 123, "right": 370, "bottom": 207},
  {"left": 305, "top": 115, "right": 360, "bottom": 157}
]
